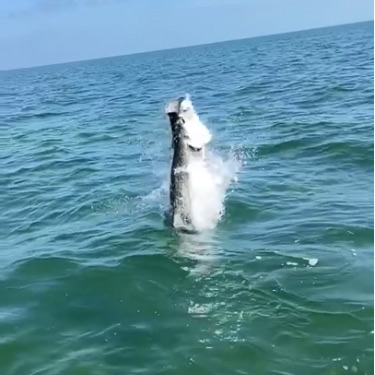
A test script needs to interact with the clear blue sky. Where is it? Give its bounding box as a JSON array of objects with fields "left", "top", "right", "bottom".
[{"left": 0, "top": 0, "right": 373, "bottom": 70}]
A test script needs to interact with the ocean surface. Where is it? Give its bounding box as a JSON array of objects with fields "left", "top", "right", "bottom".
[{"left": 0, "top": 21, "right": 373, "bottom": 375}]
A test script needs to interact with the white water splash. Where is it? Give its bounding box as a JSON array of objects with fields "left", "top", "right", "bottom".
[
  {"left": 144, "top": 144, "right": 240, "bottom": 231},
  {"left": 186, "top": 147, "right": 240, "bottom": 231}
]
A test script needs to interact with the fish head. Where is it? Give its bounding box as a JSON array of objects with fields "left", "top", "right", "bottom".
[
  {"left": 166, "top": 95, "right": 212, "bottom": 151},
  {"left": 166, "top": 98, "right": 187, "bottom": 145}
]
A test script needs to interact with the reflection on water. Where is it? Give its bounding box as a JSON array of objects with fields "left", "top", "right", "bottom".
[{"left": 175, "top": 231, "right": 221, "bottom": 276}]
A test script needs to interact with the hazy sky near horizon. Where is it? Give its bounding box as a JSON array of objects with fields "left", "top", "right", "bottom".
[{"left": 0, "top": 0, "right": 373, "bottom": 70}]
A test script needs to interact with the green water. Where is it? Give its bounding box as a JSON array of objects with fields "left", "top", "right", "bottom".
[{"left": 0, "top": 21, "right": 373, "bottom": 374}]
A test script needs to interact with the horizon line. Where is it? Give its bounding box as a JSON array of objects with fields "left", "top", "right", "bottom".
[{"left": 1, "top": 19, "right": 373, "bottom": 73}]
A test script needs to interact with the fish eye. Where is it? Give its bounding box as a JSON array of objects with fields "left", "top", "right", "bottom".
[{"left": 188, "top": 145, "right": 202, "bottom": 152}]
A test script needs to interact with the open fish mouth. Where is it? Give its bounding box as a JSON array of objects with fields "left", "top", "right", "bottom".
[{"left": 166, "top": 95, "right": 212, "bottom": 150}]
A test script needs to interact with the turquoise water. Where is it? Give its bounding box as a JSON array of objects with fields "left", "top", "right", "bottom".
[{"left": 1, "top": 21, "right": 373, "bottom": 374}]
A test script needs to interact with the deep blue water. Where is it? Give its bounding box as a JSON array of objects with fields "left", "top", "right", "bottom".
[{"left": 0, "top": 21, "right": 373, "bottom": 375}]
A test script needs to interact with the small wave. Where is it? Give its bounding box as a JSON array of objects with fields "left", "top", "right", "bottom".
[
  {"left": 8, "top": 111, "right": 74, "bottom": 122},
  {"left": 303, "top": 140, "right": 374, "bottom": 167},
  {"left": 259, "top": 139, "right": 310, "bottom": 155},
  {"left": 258, "top": 136, "right": 373, "bottom": 168}
]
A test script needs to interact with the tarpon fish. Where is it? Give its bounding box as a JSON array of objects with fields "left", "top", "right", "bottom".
[{"left": 165, "top": 96, "right": 211, "bottom": 231}]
